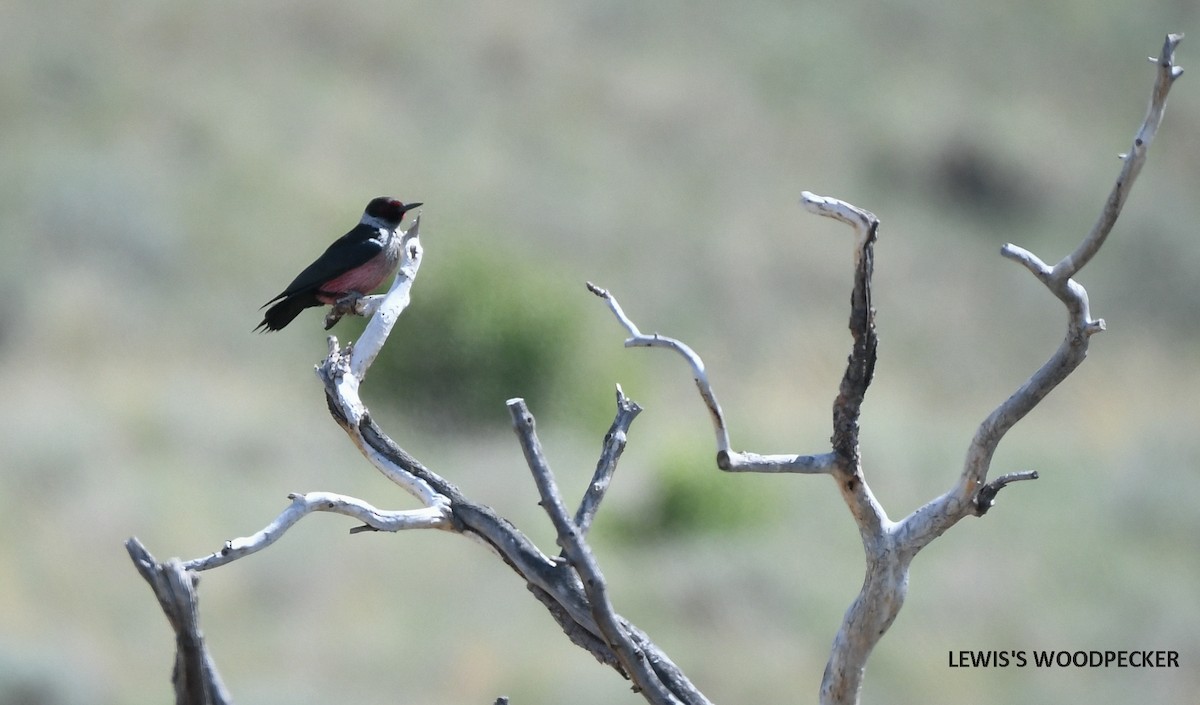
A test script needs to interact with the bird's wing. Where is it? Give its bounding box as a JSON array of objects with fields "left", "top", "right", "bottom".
[{"left": 263, "top": 225, "right": 385, "bottom": 304}]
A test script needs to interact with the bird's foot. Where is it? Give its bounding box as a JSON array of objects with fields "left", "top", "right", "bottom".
[{"left": 324, "top": 291, "right": 367, "bottom": 330}]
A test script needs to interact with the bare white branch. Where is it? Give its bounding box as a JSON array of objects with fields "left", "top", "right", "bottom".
[
  {"left": 321, "top": 339, "right": 452, "bottom": 508},
  {"left": 587, "top": 282, "right": 837, "bottom": 474},
  {"left": 586, "top": 282, "right": 732, "bottom": 455},
  {"left": 350, "top": 215, "right": 423, "bottom": 380},
  {"left": 183, "top": 492, "right": 452, "bottom": 572},
  {"left": 898, "top": 33, "right": 1184, "bottom": 551},
  {"left": 800, "top": 191, "right": 878, "bottom": 261}
]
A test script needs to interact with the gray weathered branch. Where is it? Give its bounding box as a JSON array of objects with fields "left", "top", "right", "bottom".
[
  {"left": 126, "top": 538, "right": 232, "bottom": 705},
  {"left": 509, "top": 398, "right": 683, "bottom": 705},
  {"left": 900, "top": 32, "right": 1185, "bottom": 553},
  {"left": 590, "top": 192, "right": 894, "bottom": 705},
  {"left": 590, "top": 36, "right": 1184, "bottom": 705},
  {"left": 574, "top": 385, "right": 642, "bottom": 536},
  {"left": 587, "top": 281, "right": 838, "bottom": 475}
]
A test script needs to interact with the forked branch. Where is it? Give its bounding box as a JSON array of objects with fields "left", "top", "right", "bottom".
[
  {"left": 587, "top": 282, "right": 838, "bottom": 474},
  {"left": 590, "top": 192, "right": 893, "bottom": 705},
  {"left": 126, "top": 538, "right": 232, "bottom": 705},
  {"left": 589, "top": 35, "right": 1184, "bottom": 705},
  {"left": 901, "top": 32, "right": 1185, "bottom": 551}
]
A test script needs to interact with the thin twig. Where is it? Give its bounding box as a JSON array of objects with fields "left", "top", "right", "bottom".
[
  {"left": 1055, "top": 33, "right": 1184, "bottom": 281},
  {"left": 973, "top": 470, "right": 1040, "bottom": 514},
  {"left": 574, "top": 385, "right": 642, "bottom": 535},
  {"left": 587, "top": 282, "right": 731, "bottom": 455},
  {"left": 588, "top": 282, "right": 837, "bottom": 474}
]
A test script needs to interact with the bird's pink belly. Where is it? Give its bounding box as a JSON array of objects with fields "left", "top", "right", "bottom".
[{"left": 317, "top": 253, "right": 393, "bottom": 303}]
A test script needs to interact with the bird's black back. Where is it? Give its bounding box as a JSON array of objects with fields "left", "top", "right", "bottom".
[{"left": 263, "top": 223, "right": 384, "bottom": 304}]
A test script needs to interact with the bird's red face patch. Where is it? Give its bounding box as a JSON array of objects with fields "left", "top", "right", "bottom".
[{"left": 364, "top": 196, "right": 421, "bottom": 227}]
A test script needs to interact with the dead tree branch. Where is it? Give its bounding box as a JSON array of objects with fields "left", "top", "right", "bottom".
[
  {"left": 574, "top": 385, "right": 642, "bottom": 536},
  {"left": 589, "top": 35, "right": 1183, "bottom": 705},
  {"left": 587, "top": 281, "right": 839, "bottom": 475},
  {"left": 131, "top": 216, "right": 711, "bottom": 704},
  {"left": 590, "top": 193, "right": 895, "bottom": 705},
  {"left": 510, "top": 398, "right": 682, "bottom": 705},
  {"left": 128, "top": 35, "right": 1182, "bottom": 705},
  {"left": 900, "top": 31, "right": 1185, "bottom": 550},
  {"left": 126, "top": 538, "right": 232, "bottom": 705}
]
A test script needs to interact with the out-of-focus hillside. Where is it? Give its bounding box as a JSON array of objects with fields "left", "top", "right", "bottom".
[{"left": 1, "top": 2, "right": 1197, "bottom": 704}]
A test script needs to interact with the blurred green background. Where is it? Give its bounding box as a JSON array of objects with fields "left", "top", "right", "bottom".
[{"left": 2, "top": 1, "right": 1198, "bottom": 704}]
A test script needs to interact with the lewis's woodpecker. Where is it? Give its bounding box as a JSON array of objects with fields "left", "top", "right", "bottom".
[{"left": 256, "top": 197, "right": 422, "bottom": 332}]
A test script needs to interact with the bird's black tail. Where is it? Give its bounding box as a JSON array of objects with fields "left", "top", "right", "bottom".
[{"left": 255, "top": 294, "right": 317, "bottom": 332}]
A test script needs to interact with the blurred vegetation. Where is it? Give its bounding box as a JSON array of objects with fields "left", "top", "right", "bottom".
[
  {"left": 600, "top": 440, "right": 787, "bottom": 542},
  {"left": 1, "top": 2, "right": 1198, "bottom": 705},
  {"left": 365, "top": 239, "right": 596, "bottom": 427}
]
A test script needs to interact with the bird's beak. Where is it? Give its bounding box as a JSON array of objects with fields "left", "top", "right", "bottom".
[{"left": 402, "top": 202, "right": 423, "bottom": 214}]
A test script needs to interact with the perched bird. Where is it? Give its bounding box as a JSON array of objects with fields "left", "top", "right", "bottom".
[{"left": 256, "top": 197, "right": 422, "bottom": 332}]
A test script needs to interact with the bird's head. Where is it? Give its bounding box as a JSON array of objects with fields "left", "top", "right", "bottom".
[{"left": 363, "top": 197, "right": 422, "bottom": 229}]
